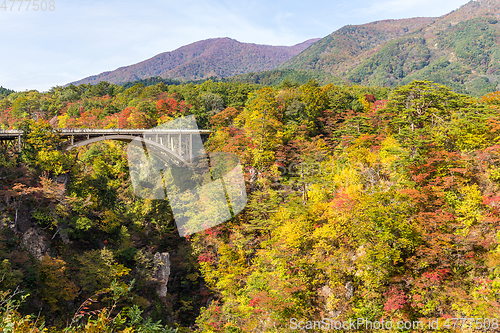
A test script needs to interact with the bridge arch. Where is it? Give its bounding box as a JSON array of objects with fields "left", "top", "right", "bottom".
[{"left": 66, "top": 135, "right": 191, "bottom": 166}]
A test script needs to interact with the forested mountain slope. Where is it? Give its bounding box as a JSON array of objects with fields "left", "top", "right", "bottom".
[
  {"left": 280, "top": 0, "right": 500, "bottom": 95},
  {"left": 279, "top": 17, "right": 434, "bottom": 74},
  {"left": 67, "top": 0, "right": 500, "bottom": 97}
]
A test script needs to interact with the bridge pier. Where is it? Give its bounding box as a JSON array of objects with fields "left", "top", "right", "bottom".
[
  {"left": 189, "top": 133, "right": 193, "bottom": 161},
  {"left": 178, "top": 133, "right": 182, "bottom": 157}
]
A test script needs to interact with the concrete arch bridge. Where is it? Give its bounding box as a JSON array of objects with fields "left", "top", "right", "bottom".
[{"left": 0, "top": 128, "right": 211, "bottom": 166}]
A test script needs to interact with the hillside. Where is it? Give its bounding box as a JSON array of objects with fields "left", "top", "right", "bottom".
[
  {"left": 278, "top": 17, "right": 434, "bottom": 73},
  {"left": 280, "top": 0, "right": 500, "bottom": 95},
  {"left": 69, "top": 37, "right": 320, "bottom": 86},
  {"left": 3, "top": 75, "right": 500, "bottom": 331},
  {"left": 67, "top": 1, "right": 500, "bottom": 95}
]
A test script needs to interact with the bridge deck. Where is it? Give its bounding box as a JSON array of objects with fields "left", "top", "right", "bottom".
[
  {"left": 0, "top": 128, "right": 211, "bottom": 140},
  {"left": 0, "top": 129, "right": 212, "bottom": 163}
]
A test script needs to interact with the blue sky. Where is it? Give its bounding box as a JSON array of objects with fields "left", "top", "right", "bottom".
[{"left": 0, "top": 0, "right": 471, "bottom": 92}]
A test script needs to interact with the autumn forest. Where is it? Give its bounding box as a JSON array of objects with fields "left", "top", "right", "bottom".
[{"left": 0, "top": 77, "right": 500, "bottom": 332}]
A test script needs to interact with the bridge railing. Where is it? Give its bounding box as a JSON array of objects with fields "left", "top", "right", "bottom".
[
  {"left": 59, "top": 128, "right": 193, "bottom": 132},
  {"left": 0, "top": 128, "right": 211, "bottom": 134},
  {"left": 0, "top": 129, "right": 23, "bottom": 134}
]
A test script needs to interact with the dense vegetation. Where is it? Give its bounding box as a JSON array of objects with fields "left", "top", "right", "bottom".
[
  {"left": 118, "top": 69, "right": 343, "bottom": 91},
  {"left": 1, "top": 79, "right": 500, "bottom": 332},
  {"left": 225, "top": 69, "right": 343, "bottom": 87},
  {"left": 0, "top": 86, "right": 14, "bottom": 98}
]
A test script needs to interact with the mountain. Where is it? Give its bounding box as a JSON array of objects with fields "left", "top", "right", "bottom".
[
  {"left": 69, "top": 0, "right": 500, "bottom": 95},
  {"left": 280, "top": 0, "right": 500, "bottom": 95},
  {"left": 68, "top": 38, "right": 320, "bottom": 86},
  {"left": 278, "top": 17, "right": 434, "bottom": 74}
]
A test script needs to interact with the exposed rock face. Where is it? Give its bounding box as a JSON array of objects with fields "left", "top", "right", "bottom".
[
  {"left": 318, "top": 284, "right": 340, "bottom": 318},
  {"left": 153, "top": 252, "right": 171, "bottom": 298},
  {"left": 20, "top": 227, "right": 50, "bottom": 260},
  {"left": 15, "top": 205, "right": 32, "bottom": 234},
  {"left": 345, "top": 281, "right": 354, "bottom": 300},
  {"left": 318, "top": 282, "right": 355, "bottom": 318}
]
